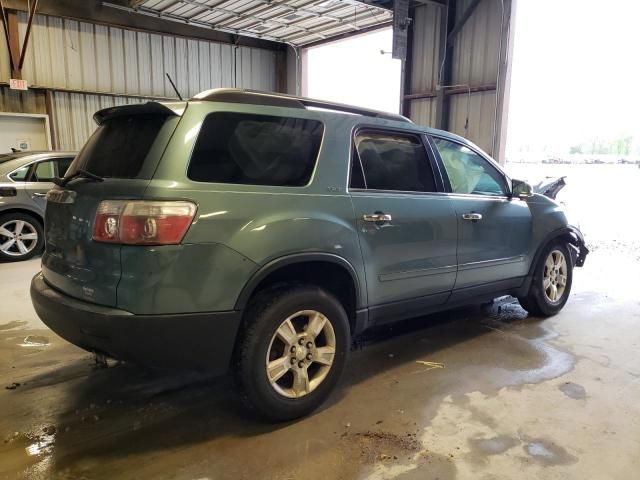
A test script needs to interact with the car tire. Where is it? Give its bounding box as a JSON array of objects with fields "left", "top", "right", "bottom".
[
  {"left": 0, "top": 212, "right": 44, "bottom": 262},
  {"left": 518, "top": 241, "right": 573, "bottom": 317},
  {"left": 235, "top": 285, "right": 350, "bottom": 422}
]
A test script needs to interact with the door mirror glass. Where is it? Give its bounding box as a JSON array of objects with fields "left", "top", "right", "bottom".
[{"left": 512, "top": 179, "right": 533, "bottom": 199}]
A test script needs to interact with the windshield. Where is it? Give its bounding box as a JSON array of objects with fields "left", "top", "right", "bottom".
[{"left": 66, "top": 114, "right": 167, "bottom": 179}]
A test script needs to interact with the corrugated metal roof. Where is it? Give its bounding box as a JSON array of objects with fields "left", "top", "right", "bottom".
[
  {"left": 109, "top": 0, "right": 393, "bottom": 46},
  {"left": 0, "top": 12, "right": 277, "bottom": 98}
]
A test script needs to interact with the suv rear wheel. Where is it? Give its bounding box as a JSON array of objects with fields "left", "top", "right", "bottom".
[
  {"left": 236, "top": 286, "right": 350, "bottom": 421},
  {"left": 518, "top": 241, "right": 573, "bottom": 316},
  {"left": 0, "top": 213, "right": 43, "bottom": 262}
]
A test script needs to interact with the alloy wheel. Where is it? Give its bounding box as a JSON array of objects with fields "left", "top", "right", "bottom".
[
  {"left": 543, "top": 249, "right": 568, "bottom": 303},
  {"left": 265, "top": 310, "right": 336, "bottom": 398},
  {"left": 0, "top": 220, "right": 39, "bottom": 257}
]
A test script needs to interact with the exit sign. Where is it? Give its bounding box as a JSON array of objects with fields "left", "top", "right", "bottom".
[{"left": 9, "top": 78, "right": 28, "bottom": 90}]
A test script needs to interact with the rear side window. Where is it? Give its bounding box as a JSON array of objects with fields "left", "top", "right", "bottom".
[
  {"left": 67, "top": 114, "right": 166, "bottom": 179},
  {"left": 351, "top": 131, "right": 436, "bottom": 192},
  {"left": 9, "top": 165, "right": 30, "bottom": 181},
  {"left": 188, "top": 112, "right": 323, "bottom": 186}
]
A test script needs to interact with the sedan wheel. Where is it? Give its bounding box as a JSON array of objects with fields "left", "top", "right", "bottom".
[{"left": 0, "top": 217, "right": 41, "bottom": 261}]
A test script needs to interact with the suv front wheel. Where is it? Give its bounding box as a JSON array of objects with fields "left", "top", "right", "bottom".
[
  {"left": 236, "top": 286, "right": 350, "bottom": 421},
  {"left": 518, "top": 241, "right": 573, "bottom": 316}
]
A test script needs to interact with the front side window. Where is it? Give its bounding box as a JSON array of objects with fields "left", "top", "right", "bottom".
[
  {"left": 188, "top": 112, "right": 323, "bottom": 187},
  {"left": 433, "top": 138, "right": 506, "bottom": 196},
  {"left": 351, "top": 131, "right": 436, "bottom": 192}
]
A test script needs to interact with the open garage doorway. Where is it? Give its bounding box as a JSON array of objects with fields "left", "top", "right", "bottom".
[
  {"left": 505, "top": 0, "right": 640, "bottom": 264},
  {"left": 302, "top": 27, "right": 402, "bottom": 114}
]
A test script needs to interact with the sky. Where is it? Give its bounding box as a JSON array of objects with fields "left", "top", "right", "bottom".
[{"left": 304, "top": 1, "right": 640, "bottom": 157}]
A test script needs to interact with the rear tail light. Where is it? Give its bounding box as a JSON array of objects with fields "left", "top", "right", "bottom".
[{"left": 93, "top": 200, "right": 196, "bottom": 245}]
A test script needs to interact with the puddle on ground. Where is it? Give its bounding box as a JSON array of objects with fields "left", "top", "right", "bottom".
[
  {"left": 559, "top": 381, "right": 587, "bottom": 399},
  {"left": 19, "top": 335, "right": 50, "bottom": 348},
  {"left": 469, "top": 435, "right": 520, "bottom": 455},
  {"left": 522, "top": 438, "right": 578, "bottom": 466}
]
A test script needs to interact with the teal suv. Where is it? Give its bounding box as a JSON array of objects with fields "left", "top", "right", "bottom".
[{"left": 31, "top": 89, "right": 588, "bottom": 420}]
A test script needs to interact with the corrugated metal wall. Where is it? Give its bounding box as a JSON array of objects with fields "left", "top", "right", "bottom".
[
  {"left": 0, "top": 20, "right": 8, "bottom": 81},
  {"left": 1, "top": 12, "right": 277, "bottom": 97},
  {"left": 0, "top": 86, "right": 46, "bottom": 114},
  {"left": 449, "top": 0, "right": 501, "bottom": 154},
  {"left": 406, "top": 3, "right": 442, "bottom": 126},
  {"left": 1, "top": 12, "right": 279, "bottom": 150},
  {"left": 51, "top": 92, "right": 154, "bottom": 151},
  {"left": 406, "top": 0, "right": 510, "bottom": 158}
]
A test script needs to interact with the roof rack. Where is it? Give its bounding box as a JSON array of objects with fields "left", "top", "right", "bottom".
[{"left": 191, "top": 89, "right": 412, "bottom": 124}]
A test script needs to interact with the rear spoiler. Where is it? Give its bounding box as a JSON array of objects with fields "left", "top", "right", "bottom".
[{"left": 93, "top": 101, "right": 185, "bottom": 125}]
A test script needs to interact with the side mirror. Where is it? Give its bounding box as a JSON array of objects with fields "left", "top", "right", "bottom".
[{"left": 512, "top": 179, "right": 533, "bottom": 199}]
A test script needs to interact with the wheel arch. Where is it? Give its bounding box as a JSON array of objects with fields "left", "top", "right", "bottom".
[
  {"left": 518, "top": 226, "right": 587, "bottom": 297},
  {"left": 235, "top": 253, "right": 364, "bottom": 333},
  {"left": 0, "top": 207, "right": 44, "bottom": 225}
]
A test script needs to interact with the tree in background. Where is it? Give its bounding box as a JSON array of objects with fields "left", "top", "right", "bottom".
[{"left": 569, "top": 135, "right": 634, "bottom": 155}]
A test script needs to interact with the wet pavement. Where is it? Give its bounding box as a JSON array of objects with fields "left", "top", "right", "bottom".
[{"left": 1, "top": 242, "right": 639, "bottom": 479}]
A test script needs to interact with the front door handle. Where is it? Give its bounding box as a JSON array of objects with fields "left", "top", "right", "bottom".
[
  {"left": 32, "top": 193, "right": 47, "bottom": 198},
  {"left": 363, "top": 213, "right": 392, "bottom": 223},
  {"left": 462, "top": 212, "right": 483, "bottom": 221}
]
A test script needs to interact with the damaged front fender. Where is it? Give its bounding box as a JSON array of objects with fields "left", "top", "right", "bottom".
[
  {"left": 533, "top": 176, "right": 567, "bottom": 200},
  {"left": 565, "top": 227, "right": 589, "bottom": 267}
]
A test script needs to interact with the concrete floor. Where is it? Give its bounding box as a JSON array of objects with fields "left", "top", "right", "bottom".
[{"left": 1, "top": 243, "right": 639, "bottom": 479}]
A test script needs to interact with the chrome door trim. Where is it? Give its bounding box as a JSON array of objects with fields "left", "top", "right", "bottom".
[{"left": 457, "top": 255, "right": 526, "bottom": 271}]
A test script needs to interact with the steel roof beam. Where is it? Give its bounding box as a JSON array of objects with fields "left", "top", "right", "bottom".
[
  {"left": 214, "top": 0, "right": 366, "bottom": 37},
  {"left": 280, "top": 8, "right": 390, "bottom": 42}
]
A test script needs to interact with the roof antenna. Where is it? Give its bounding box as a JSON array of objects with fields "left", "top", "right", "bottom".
[{"left": 165, "top": 72, "right": 183, "bottom": 101}]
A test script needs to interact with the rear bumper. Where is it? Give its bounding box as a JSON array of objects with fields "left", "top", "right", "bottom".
[{"left": 30, "top": 273, "right": 241, "bottom": 374}]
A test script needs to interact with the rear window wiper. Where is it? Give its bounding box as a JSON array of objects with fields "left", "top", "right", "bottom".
[{"left": 52, "top": 169, "right": 104, "bottom": 187}]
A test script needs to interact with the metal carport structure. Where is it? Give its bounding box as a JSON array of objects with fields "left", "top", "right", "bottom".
[{"left": 1, "top": 0, "right": 514, "bottom": 160}]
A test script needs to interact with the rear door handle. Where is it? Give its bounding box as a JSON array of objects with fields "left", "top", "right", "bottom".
[
  {"left": 32, "top": 193, "right": 47, "bottom": 198},
  {"left": 363, "top": 213, "right": 392, "bottom": 222},
  {"left": 462, "top": 212, "right": 483, "bottom": 221}
]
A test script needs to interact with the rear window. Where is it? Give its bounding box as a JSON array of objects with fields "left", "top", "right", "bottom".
[
  {"left": 188, "top": 112, "right": 323, "bottom": 187},
  {"left": 67, "top": 114, "right": 166, "bottom": 179}
]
